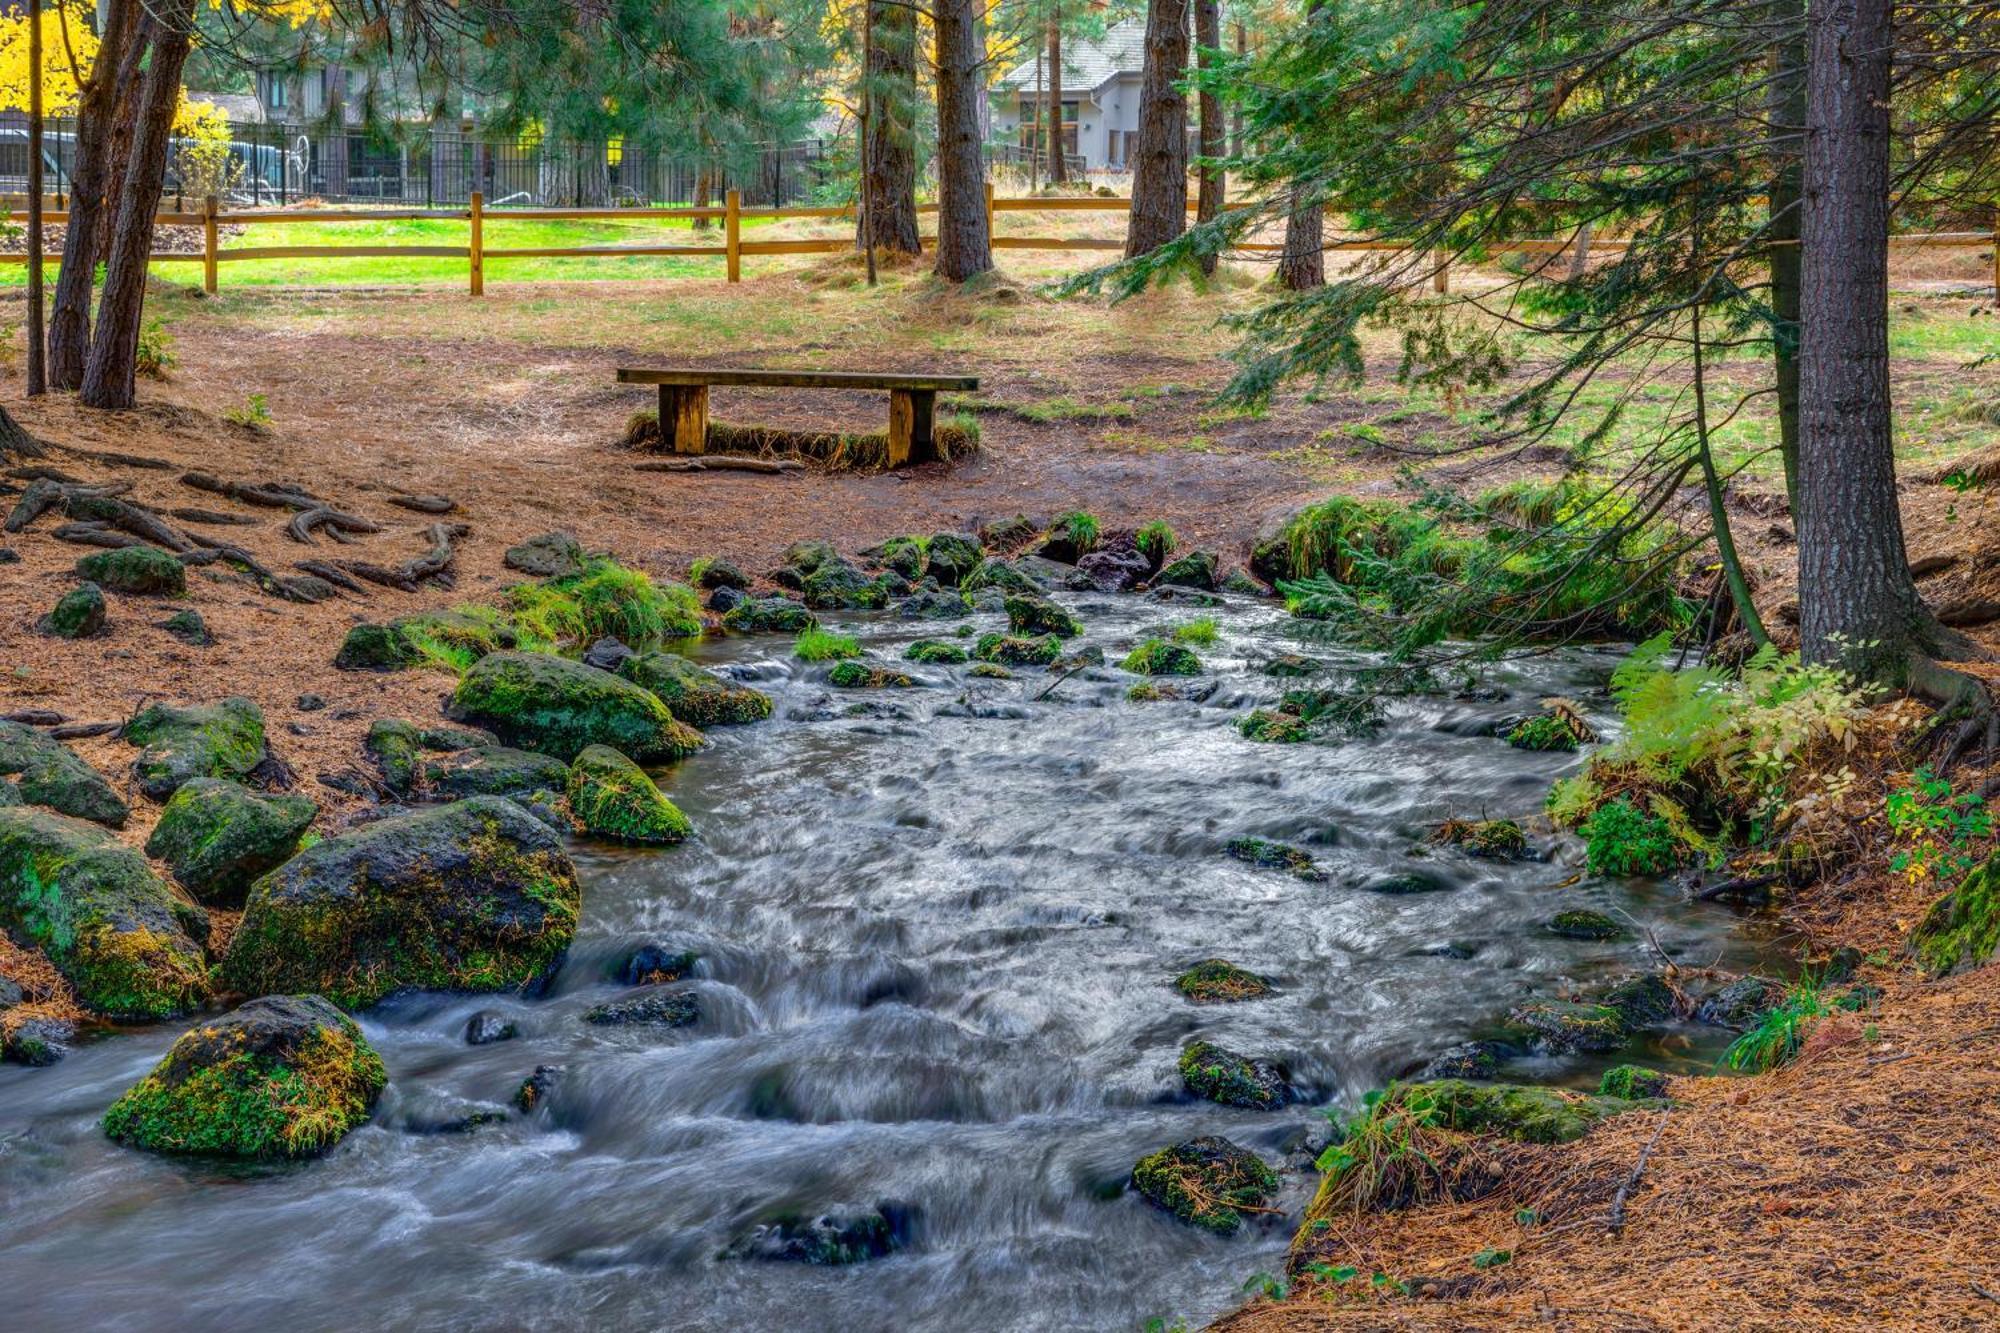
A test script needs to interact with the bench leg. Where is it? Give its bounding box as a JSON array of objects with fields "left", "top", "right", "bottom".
[
  {"left": 888, "top": 389, "right": 935, "bottom": 467},
  {"left": 658, "top": 384, "right": 708, "bottom": 455}
]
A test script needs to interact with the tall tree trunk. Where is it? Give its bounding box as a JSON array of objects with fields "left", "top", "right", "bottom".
[
  {"left": 1277, "top": 193, "right": 1324, "bottom": 289},
  {"left": 1193, "top": 0, "right": 1223, "bottom": 275},
  {"left": 1768, "top": 0, "right": 1807, "bottom": 516},
  {"left": 1229, "top": 20, "right": 1245, "bottom": 157},
  {"left": 857, "top": 0, "right": 920, "bottom": 256},
  {"left": 1046, "top": 12, "right": 1067, "bottom": 186},
  {"left": 1795, "top": 0, "right": 1951, "bottom": 681},
  {"left": 49, "top": 0, "right": 139, "bottom": 391},
  {"left": 933, "top": 0, "right": 992, "bottom": 282},
  {"left": 1125, "top": 0, "right": 1190, "bottom": 259},
  {"left": 80, "top": 2, "right": 193, "bottom": 410}
]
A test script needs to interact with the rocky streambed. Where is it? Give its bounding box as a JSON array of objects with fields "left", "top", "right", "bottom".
[{"left": 0, "top": 533, "right": 1783, "bottom": 1332}]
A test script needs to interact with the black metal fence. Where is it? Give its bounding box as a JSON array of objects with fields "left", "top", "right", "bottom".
[{"left": 0, "top": 112, "right": 836, "bottom": 209}]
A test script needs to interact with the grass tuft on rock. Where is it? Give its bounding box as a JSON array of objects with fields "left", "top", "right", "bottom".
[
  {"left": 1175, "top": 959, "right": 1271, "bottom": 1003},
  {"left": 794, "top": 628, "right": 863, "bottom": 662}
]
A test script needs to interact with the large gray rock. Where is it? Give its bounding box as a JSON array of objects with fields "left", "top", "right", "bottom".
[
  {"left": 0, "top": 720, "right": 128, "bottom": 827},
  {"left": 124, "top": 697, "right": 266, "bottom": 800},
  {"left": 144, "top": 778, "right": 317, "bottom": 906}
]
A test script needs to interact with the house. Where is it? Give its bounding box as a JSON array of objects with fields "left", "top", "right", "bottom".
[{"left": 993, "top": 19, "right": 1191, "bottom": 173}]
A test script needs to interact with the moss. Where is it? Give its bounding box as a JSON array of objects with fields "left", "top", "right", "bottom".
[
  {"left": 1121, "top": 639, "right": 1201, "bottom": 676},
  {"left": 1239, "top": 708, "right": 1312, "bottom": 743},
  {"left": 904, "top": 639, "right": 969, "bottom": 665},
  {"left": 1004, "top": 593, "right": 1082, "bottom": 638},
  {"left": 1597, "top": 1064, "right": 1673, "bottom": 1100},
  {"left": 962, "top": 558, "right": 1040, "bottom": 596},
  {"left": 40, "top": 582, "right": 106, "bottom": 639},
  {"left": 75, "top": 545, "right": 185, "bottom": 595},
  {"left": 0, "top": 720, "right": 128, "bottom": 827},
  {"left": 124, "top": 697, "right": 266, "bottom": 800},
  {"left": 102, "top": 996, "right": 385, "bottom": 1158},
  {"left": 1548, "top": 909, "right": 1624, "bottom": 941},
  {"left": 974, "top": 633, "right": 1061, "bottom": 667},
  {"left": 567, "top": 744, "right": 691, "bottom": 844},
  {"left": 1432, "top": 818, "right": 1528, "bottom": 858},
  {"left": 800, "top": 560, "right": 893, "bottom": 611},
  {"left": 1155, "top": 550, "right": 1219, "bottom": 591},
  {"left": 794, "top": 628, "right": 862, "bottom": 662},
  {"left": 1132, "top": 1136, "right": 1280, "bottom": 1234},
  {"left": 1507, "top": 998, "right": 1628, "bottom": 1053},
  {"left": 828, "top": 661, "right": 917, "bottom": 689},
  {"left": 1910, "top": 855, "right": 2000, "bottom": 975},
  {"left": 1224, "top": 836, "right": 1327, "bottom": 881},
  {"left": 364, "top": 719, "right": 424, "bottom": 797},
  {"left": 968, "top": 663, "right": 1012, "bottom": 679},
  {"left": 448, "top": 651, "right": 702, "bottom": 763},
  {"left": 504, "top": 557, "right": 702, "bottom": 650},
  {"left": 1179, "top": 1039, "right": 1290, "bottom": 1109},
  {"left": 1402, "top": 1078, "right": 1664, "bottom": 1144},
  {"left": 617, "top": 651, "right": 772, "bottom": 727},
  {"left": 723, "top": 596, "right": 818, "bottom": 633},
  {"left": 335, "top": 622, "right": 415, "bottom": 671},
  {"left": 1262, "top": 653, "right": 1322, "bottom": 678},
  {"left": 1134, "top": 520, "right": 1177, "bottom": 567},
  {"left": 159, "top": 609, "right": 213, "bottom": 646},
  {"left": 144, "top": 778, "right": 317, "bottom": 906},
  {"left": 1175, "top": 959, "right": 1271, "bottom": 1003},
  {"left": 1171, "top": 618, "right": 1218, "bottom": 646}
]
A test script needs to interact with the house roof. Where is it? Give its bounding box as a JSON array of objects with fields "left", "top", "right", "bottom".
[
  {"left": 189, "top": 91, "right": 264, "bottom": 124},
  {"left": 997, "top": 19, "right": 1168, "bottom": 95}
]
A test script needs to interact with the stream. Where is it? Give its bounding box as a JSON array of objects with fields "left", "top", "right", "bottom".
[{"left": 0, "top": 590, "right": 1776, "bottom": 1332}]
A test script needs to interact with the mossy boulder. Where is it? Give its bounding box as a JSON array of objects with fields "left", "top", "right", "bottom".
[
  {"left": 39, "top": 582, "right": 106, "bottom": 638},
  {"left": 222, "top": 796, "right": 583, "bottom": 1009},
  {"left": 1004, "top": 593, "right": 1082, "bottom": 638},
  {"left": 362, "top": 719, "right": 496, "bottom": 798},
  {"left": 1434, "top": 818, "right": 1528, "bottom": 858},
  {"left": 974, "top": 632, "right": 1061, "bottom": 667},
  {"left": 1224, "top": 836, "right": 1327, "bottom": 881},
  {"left": 144, "top": 778, "right": 317, "bottom": 906},
  {"left": 0, "top": 807, "right": 210, "bottom": 1019},
  {"left": 334, "top": 622, "right": 414, "bottom": 671},
  {"left": 1262, "top": 653, "right": 1322, "bottom": 678},
  {"left": 1504, "top": 713, "right": 1582, "bottom": 752},
  {"left": 503, "top": 531, "right": 586, "bottom": 579},
  {"left": 781, "top": 539, "right": 840, "bottom": 574},
  {"left": 1122, "top": 639, "right": 1201, "bottom": 676},
  {"left": 1179, "top": 1039, "right": 1291, "bottom": 1109},
  {"left": 1413, "top": 1040, "right": 1507, "bottom": 1082},
  {"left": 421, "top": 745, "right": 570, "bottom": 801},
  {"left": 74, "top": 545, "right": 185, "bottom": 595},
  {"left": 125, "top": 697, "right": 266, "bottom": 801},
  {"left": 693, "top": 556, "right": 751, "bottom": 590},
  {"left": 448, "top": 651, "right": 702, "bottom": 763},
  {"left": 0, "top": 720, "right": 127, "bottom": 827},
  {"left": 1600, "top": 973, "right": 1677, "bottom": 1028},
  {"left": 1548, "top": 909, "right": 1624, "bottom": 941},
  {"left": 905, "top": 639, "right": 969, "bottom": 665},
  {"left": 567, "top": 744, "right": 690, "bottom": 844},
  {"left": 1909, "top": 854, "right": 2000, "bottom": 976},
  {"left": 1238, "top": 709, "right": 1310, "bottom": 743},
  {"left": 1175, "top": 960, "right": 1271, "bottom": 1003},
  {"left": 102, "top": 995, "right": 385, "bottom": 1158},
  {"left": 1506, "top": 998, "right": 1627, "bottom": 1054},
  {"left": 802, "top": 559, "right": 891, "bottom": 611},
  {"left": 963, "top": 558, "right": 1040, "bottom": 596},
  {"left": 335, "top": 612, "right": 518, "bottom": 672},
  {"left": 969, "top": 663, "right": 1011, "bottom": 679},
  {"left": 1403, "top": 1078, "right": 1665, "bottom": 1144},
  {"left": 1132, "top": 1136, "right": 1280, "bottom": 1234},
  {"left": 1361, "top": 869, "right": 1453, "bottom": 895},
  {"left": 924, "top": 532, "right": 984, "bottom": 585},
  {"left": 583, "top": 985, "right": 700, "bottom": 1026},
  {"left": 1154, "top": 550, "right": 1218, "bottom": 591},
  {"left": 1695, "top": 975, "right": 1777, "bottom": 1029},
  {"left": 618, "top": 651, "right": 773, "bottom": 728},
  {"left": 828, "top": 661, "right": 917, "bottom": 689},
  {"left": 896, "top": 590, "right": 971, "bottom": 620},
  {"left": 1598, "top": 1064, "right": 1672, "bottom": 1100},
  {"left": 158, "top": 609, "right": 213, "bottom": 646},
  {"left": 722, "top": 596, "right": 817, "bottom": 634}
]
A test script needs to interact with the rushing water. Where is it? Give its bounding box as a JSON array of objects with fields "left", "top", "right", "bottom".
[{"left": 0, "top": 591, "right": 1775, "bottom": 1332}]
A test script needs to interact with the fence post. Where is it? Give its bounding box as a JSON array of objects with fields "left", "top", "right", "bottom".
[
  {"left": 202, "top": 196, "right": 218, "bottom": 296},
  {"left": 726, "top": 187, "right": 741, "bottom": 282},
  {"left": 984, "top": 180, "right": 995, "bottom": 242},
  {"left": 469, "top": 190, "right": 484, "bottom": 297},
  {"left": 1433, "top": 262, "right": 1449, "bottom": 294}
]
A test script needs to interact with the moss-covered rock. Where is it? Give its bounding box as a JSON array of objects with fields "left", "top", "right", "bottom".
[
  {"left": 125, "top": 697, "right": 266, "bottom": 801},
  {"left": 828, "top": 661, "right": 917, "bottom": 689},
  {"left": 503, "top": 531, "right": 586, "bottom": 579},
  {"left": 0, "top": 807, "right": 209, "bottom": 1019},
  {"left": 222, "top": 796, "right": 582, "bottom": 1009},
  {"left": 1506, "top": 998, "right": 1627, "bottom": 1053},
  {"left": 1121, "top": 639, "right": 1201, "bottom": 676},
  {"left": 75, "top": 545, "right": 185, "bottom": 595},
  {"left": 1175, "top": 959, "right": 1271, "bottom": 1003},
  {"left": 618, "top": 651, "right": 772, "bottom": 727},
  {"left": 1220, "top": 569, "right": 1269, "bottom": 596},
  {"left": 1179, "top": 1039, "right": 1291, "bottom": 1109},
  {"left": 1433, "top": 818, "right": 1528, "bottom": 858},
  {"left": 1238, "top": 708, "right": 1310, "bottom": 743},
  {"left": 1261, "top": 653, "right": 1322, "bottom": 678},
  {"left": 974, "top": 632, "right": 1061, "bottom": 667},
  {"left": 1403, "top": 1078, "right": 1664, "bottom": 1144},
  {"left": 145, "top": 778, "right": 317, "bottom": 906},
  {"left": 1548, "top": 909, "right": 1624, "bottom": 941},
  {"left": 1505, "top": 713, "right": 1581, "bottom": 752},
  {"left": 1004, "top": 593, "right": 1082, "bottom": 638},
  {"left": 1413, "top": 1040, "right": 1507, "bottom": 1081},
  {"left": 419, "top": 745, "right": 569, "bottom": 801},
  {"left": 448, "top": 651, "right": 702, "bottom": 763},
  {"left": 1597, "top": 1064, "right": 1672, "bottom": 1100},
  {"left": 1154, "top": 550, "right": 1218, "bottom": 591},
  {"left": 583, "top": 985, "right": 699, "bottom": 1026},
  {"left": 334, "top": 622, "right": 413, "bottom": 671},
  {"left": 1224, "top": 836, "right": 1327, "bottom": 881},
  {"left": 904, "top": 639, "right": 969, "bottom": 665},
  {"left": 962, "top": 558, "right": 1040, "bottom": 596},
  {"left": 158, "top": 609, "right": 213, "bottom": 646},
  {"left": 1361, "top": 869, "right": 1453, "bottom": 895},
  {"left": 782, "top": 539, "right": 839, "bottom": 573},
  {"left": 101, "top": 994, "right": 384, "bottom": 1157},
  {"left": 514, "top": 1063, "right": 564, "bottom": 1111},
  {"left": 1132, "top": 1136, "right": 1280, "bottom": 1234},
  {"left": 924, "top": 532, "right": 984, "bottom": 585},
  {"left": 1600, "top": 973, "right": 1677, "bottom": 1028},
  {"left": 968, "top": 663, "right": 1012, "bottom": 679},
  {"left": 1910, "top": 854, "right": 2000, "bottom": 976},
  {"left": 801, "top": 558, "right": 891, "bottom": 610},
  {"left": 1694, "top": 975, "right": 1777, "bottom": 1029},
  {"left": 725, "top": 1205, "right": 911, "bottom": 1265},
  {"left": 722, "top": 595, "right": 817, "bottom": 634},
  {"left": 567, "top": 744, "right": 690, "bottom": 844},
  {"left": 39, "top": 582, "right": 106, "bottom": 638},
  {"left": 0, "top": 720, "right": 127, "bottom": 827}
]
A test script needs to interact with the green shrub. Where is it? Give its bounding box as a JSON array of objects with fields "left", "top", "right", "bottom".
[
  {"left": 1122, "top": 638, "right": 1201, "bottom": 676},
  {"left": 137, "top": 320, "right": 178, "bottom": 379},
  {"left": 1172, "top": 617, "right": 1218, "bottom": 646},
  {"left": 1135, "top": 520, "right": 1177, "bottom": 565},
  {"left": 506, "top": 558, "right": 701, "bottom": 650},
  {"left": 1579, "top": 798, "right": 1678, "bottom": 876},
  {"left": 1052, "top": 510, "right": 1099, "bottom": 552},
  {"left": 794, "top": 628, "right": 862, "bottom": 662}
]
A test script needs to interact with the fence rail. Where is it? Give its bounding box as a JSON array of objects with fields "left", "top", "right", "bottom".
[{"left": 3, "top": 187, "right": 1994, "bottom": 302}]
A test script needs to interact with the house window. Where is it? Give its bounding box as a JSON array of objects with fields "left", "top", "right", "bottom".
[
  {"left": 1015, "top": 97, "right": 1079, "bottom": 155},
  {"left": 259, "top": 70, "right": 289, "bottom": 112}
]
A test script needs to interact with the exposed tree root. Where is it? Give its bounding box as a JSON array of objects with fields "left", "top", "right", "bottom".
[
  {"left": 5, "top": 466, "right": 82, "bottom": 484},
  {"left": 49, "top": 522, "right": 148, "bottom": 550},
  {"left": 169, "top": 507, "right": 263, "bottom": 527},
  {"left": 61, "top": 492, "right": 195, "bottom": 552},
  {"left": 183, "top": 534, "right": 316, "bottom": 603},
  {"left": 295, "top": 560, "right": 370, "bottom": 595},
  {"left": 49, "top": 721, "right": 121, "bottom": 741},
  {"left": 386, "top": 494, "right": 457, "bottom": 514},
  {"left": 286, "top": 506, "right": 384, "bottom": 545},
  {"left": 0, "top": 405, "right": 47, "bottom": 461},
  {"left": 333, "top": 522, "right": 469, "bottom": 592},
  {"left": 632, "top": 457, "right": 804, "bottom": 475},
  {"left": 59, "top": 447, "right": 176, "bottom": 471},
  {"left": 180, "top": 471, "right": 323, "bottom": 511},
  {"left": 5, "top": 478, "right": 131, "bottom": 533}
]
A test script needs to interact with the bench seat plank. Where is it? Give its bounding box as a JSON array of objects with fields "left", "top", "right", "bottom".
[{"left": 618, "top": 368, "right": 978, "bottom": 392}]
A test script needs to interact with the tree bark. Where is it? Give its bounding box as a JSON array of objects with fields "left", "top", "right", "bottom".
[
  {"left": 1046, "top": 13, "right": 1068, "bottom": 186},
  {"left": 1795, "top": 0, "right": 1949, "bottom": 680},
  {"left": 933, "top": 0, "right": 993, "bottom": 282},
  {"left": 1278, "top": 193, "right": 1325, "bottom": 289},
  {"left": 80, "top": 0, "right": 193, "bottom": 410},
  {"left": 1125, "top": 0, "right": 1191, "bottom": 259},
  {"left": 1193, "top": 0, "right": 1224, "bottom": 275},
  {"left": 49, "top": 0, "right": 140, "bottom": 392},
  {"left": 857, "top": 0, "right": 920, "bottom": 256},
  {"left": 1768, "top": 0, "right": 1807, "bottom": 515}
]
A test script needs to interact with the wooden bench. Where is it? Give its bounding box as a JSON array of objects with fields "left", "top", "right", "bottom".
[{"left": 616, "top": 368, "right": 980, "bottom": 468}]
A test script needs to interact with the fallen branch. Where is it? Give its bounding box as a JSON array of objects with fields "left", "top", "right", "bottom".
[
  {"left": 1693, "top": 871, "right": 1784, "bottom": 903},
  {"left": 1606, "top": 1113, "right": 1670, "bottom": 1236},
  {"left": 1, "top": 709, "right": 65, "bottom": 725}
]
